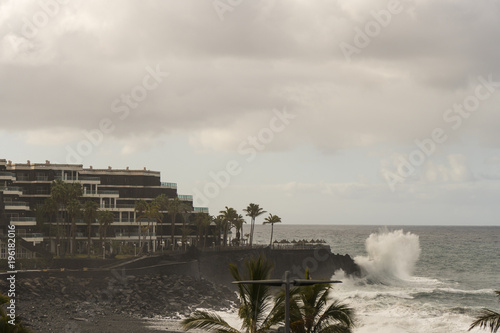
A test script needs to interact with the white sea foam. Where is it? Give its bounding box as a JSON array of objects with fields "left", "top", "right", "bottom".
[{"left": 354, "top": 228, "right": 421, "bottom": 284}]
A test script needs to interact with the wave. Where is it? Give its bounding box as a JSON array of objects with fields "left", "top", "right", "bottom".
[{"left": 353, "top": 228, "right": 421, "bottom": 285}]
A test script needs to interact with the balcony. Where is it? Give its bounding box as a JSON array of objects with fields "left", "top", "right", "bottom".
[
  {"left": 10, "top": 217, "right": 37, "bottom": 226},
  {"left": 5, "top": 202, "right": 30, "bottom": 210},
  {"left": 194, "top": 207, "right": 209, "bottom": 214},
  {"left": 78, "top": 176, "right": 101, "bottom": 183},
  {"left": 178, "top": 194, "right": 193, "bottom": 201},
  {"left": 22, "top": 233, "right": 44, "bottom": 242},
  {"left": 113, "top": 232, "right": 156, "bottom": 240},
  {"left": 35, "top": 175, "right": 49, "bottom": 181},
  {"left": 83, "top": 190, "right": 120, "bottom": 197},
  {"left": 161, "top": 182, "right": 177, "bottom": 189},
  {"left": 0, "top": 187, "right": 23, "bottom": 195},
  {"left": 0, "top": 172, "right": 15, "bottom": 181},
  {"left": 115, "top": 203, "right": 136, "bottom": 210}
]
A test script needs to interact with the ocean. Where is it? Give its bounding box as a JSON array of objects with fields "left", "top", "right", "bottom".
[
  {"left": 251, "top": 224, "right": 500, "bottom": 333},
  {"left": 147, "top": 224, "right": 499, "bottom": 332}
]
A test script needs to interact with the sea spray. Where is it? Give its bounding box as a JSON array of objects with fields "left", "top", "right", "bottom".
[{"left": 354, "top": 228, "right": 421, "bottom": 284}]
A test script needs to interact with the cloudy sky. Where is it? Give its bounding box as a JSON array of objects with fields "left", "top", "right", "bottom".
[{"left": 1, "top": 0, "right": 500, "bottom": 225}]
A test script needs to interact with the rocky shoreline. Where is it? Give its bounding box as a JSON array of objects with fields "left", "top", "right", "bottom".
[{"left": 1, "top": 273, "right": 237, "bottom": 332}]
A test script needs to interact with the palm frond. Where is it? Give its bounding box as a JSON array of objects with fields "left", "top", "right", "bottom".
[
  {"left": 469, "top": 309, "right": 500, "bottom": 333},
  {"left": 181, "top": 311, "right": 240, "bottom": 333},
  {"left": 315, "top": 300, "right": 355, "bottom": 331}
]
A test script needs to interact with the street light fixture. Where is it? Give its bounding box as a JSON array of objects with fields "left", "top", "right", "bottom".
[{"left": 233, "top": 271, "right": 342, "bottom": 333}]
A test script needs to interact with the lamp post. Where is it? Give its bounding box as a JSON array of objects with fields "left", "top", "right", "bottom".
[
  {"left": 134, "top": 243, "right": 137, "bottom": 256},
  {"left": 233, "top": 271, "right": 342, "bottom": 332}
]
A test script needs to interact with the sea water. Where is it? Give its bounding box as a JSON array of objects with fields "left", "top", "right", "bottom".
[
  {"left": 252, "top": 224, "right": 500, "bottom": 333},
  {"left": 147, "top": 225, "right": 499, "bottom": 332}
]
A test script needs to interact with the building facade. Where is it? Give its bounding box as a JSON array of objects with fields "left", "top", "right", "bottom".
[{"left": 0, "top": 159, "right": 209, "bottom": 258}]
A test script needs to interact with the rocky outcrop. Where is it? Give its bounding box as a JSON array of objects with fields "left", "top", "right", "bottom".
[{"left": 0, "top": 273, "right": 236, "bottom": 332}]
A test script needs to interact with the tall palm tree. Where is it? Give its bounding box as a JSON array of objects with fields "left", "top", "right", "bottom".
[
  {"left": 244, "top": 203, "right": 266, "bottom": 247},
  {"left": 182, "top": 255, "right": 279, "bottom": 333},
  {"left": 42, "top": 197, "right": 58, "bottom": 253},
  {"left": 202, "top": 214, "right": 213, "bottom": 248},
  {"left": 67, "top": 199, "right": 82, "bottom": 256},
  {"left": 153, "top": 194, "right": 169, "bottom": 248},
  {"left": 135, "top": 200, "right": 159, "bottom": 250},
  {"left": 232, "top": 214, "right": 246, "bottom": 246},
  {"left": 97, "top": 210, "right": 114, "bottom": 257},
  {"left": 50, "top": 180, "right": 82, "bottom": 256},
  {"left": 212, "top": 215, "right": 225, "bottom": 246},
  {"left": 470, "top": 291, "right": 500, "bottom": 333},
  {"left": 50, "top": 179, "right": 68, "bottom": 255},
  {"left": 83, "top": 200, "right": 99, "bottom": 258},
  {"left": 263, "top": 214, "right": 281, "bottom": 247},
  {"left": 220, "top": 207, "right": 238, "bottom": 247},
  {"left": 270, "top": 270, "right": 355, "bottom": 333},
  {"left": 167, "top": 197, "right": 190, "bottom": 250},
  {"left": 135, "top": 199, "right": 150, "bottom": 253}
]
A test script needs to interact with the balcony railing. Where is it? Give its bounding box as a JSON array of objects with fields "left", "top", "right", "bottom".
[
  {"left": 116, "top": 204, "right": 136, "bottom": 209},
  {"left": 5, "top": 202, "right": 30, "bottom": 207},
  {"left": 178, "top": 194, "right": 193, "bottom": 201},
  {"left": 0, "top": 172, "right": 15, "bottom": 179},
  {"left": 79, "top": 176, "right": 101, "bottom": 181},
  {"left": 11, "top": 217, "right": 36, "bottom": 222},
  {"left": 194, "top": 207, "right": 209, "bottom": 213},
  {"left": 84, "top": 190, "right": 120, "bottom": 196},
  {"left": 115, "top": 232, "right": 155, "bottom": 237},
  {"left": 36, "top": 175, "right": 49, "bottom": 181},
  {"left": 22, "top": 233, "right": 44, "bottom": 238},
  {"left": 161, "top": 182, "right": 177, "bottom": 189},
  {"left": 0, "top": 187, "right": 23, "bottom": 193}
]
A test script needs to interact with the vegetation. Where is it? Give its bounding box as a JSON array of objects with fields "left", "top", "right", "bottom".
[
  {"left": 97, "top": 210, "right": 113, "bottom": 256},
  {"left": 167, "top": 197, "right": 190, "bottom": 249},
  {"left": 182, "top": 256, "right": 355, "bottom": 333},
  {"left": 271, "top": 269, "right": 355, "bottom": 333},
  {"left": 243, "top": 203, "right": 266, "bottom": 247},
  {"left": 263, "top": 214, "right": 282, "bottom": 247},
  {"left": 182, "top": 255, "right": 280, "bottom": 332},
  {"left": 83, "top": 200, "right": 99, "bottom": 258},
  {"left": 470, "top": 291, "right": 500, "bottom": 333},
  {"left": 0, "top": 293, "right": 31, "bottom": 332}
]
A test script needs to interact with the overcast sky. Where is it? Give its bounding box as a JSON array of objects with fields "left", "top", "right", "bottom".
[{"left": 1, "top": 0, "right": 500, "bottom": 225}]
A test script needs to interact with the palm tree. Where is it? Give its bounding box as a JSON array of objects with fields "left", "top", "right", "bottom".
[
  {"left": 49, "top": 180, "right": 82, "bottom": 256},
  {"left": 67, "top": 199, "right": 82, "bottom": 256},
  {"left": 83, "top": 200, "right": 99, "bottom": 258},
  {"left": 153, "top": 194, "right": 169, "bottom": 248},
  {"left": 212, "top": 215, "right": 225, "bottom": 247},
  {"left": 202, "top": 214, "right": 213, "bottom": 248},
  {"left": 271, "top": 270, "right": 355, "bottom": 333},
  {"left": 232, "top": 214, "right": 246, "bottom": 246},
  {"left": 470, "top": 290, "right": 500, "bottom": 333},
  {"left": 220, "top": 207, "right": 238, "bottom": 247},
  {"left": 42, "top": 197, "right": 58, "bottom": 253},
  {"left": 263, "top": 214, "right": 281, "bottom": 247},
  {"left": 182, "top": 255, "right": 279, "bottom": 332},
  {"left": 167, "top": 197, "right": 190, "bottom": 250},
  {"left": 50, "top": 179, "right": 68, "bottom": 255},
  {"left": 244, "top": 203, "right": 266, "bottom": 247},
  {"left": 97, "top": 210, "right": 114, "bottom": 257}
]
